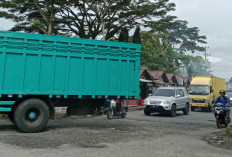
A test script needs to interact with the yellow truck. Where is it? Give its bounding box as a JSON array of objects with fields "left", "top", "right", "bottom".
[{"left": 189, "top": 76, "right": 225, "bottom": 111}]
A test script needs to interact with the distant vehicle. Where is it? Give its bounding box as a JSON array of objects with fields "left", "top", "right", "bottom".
[
  {"left": 189, "top": 76, "right": 225, "bottom": 111},
  {"left": 143, "top": 87, "right": 189, "bottom": 117},
  {"left": 226, "top": 90, "right": 232, "bottom": 104}
]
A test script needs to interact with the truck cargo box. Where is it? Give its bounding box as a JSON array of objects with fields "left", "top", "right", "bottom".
[{"left": 0, "top": 31, "right": 141, "bottom": 99}]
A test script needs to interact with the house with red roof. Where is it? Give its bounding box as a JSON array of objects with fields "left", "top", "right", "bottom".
[
  {"left": 183, "top": 77, "right": 190, "bottom": 87},
  {"left": 149, "top": 70, "right": 169, "bottom": 87},
  {"left": 140, "top": 66, "right": 153, "bottom": 99},
  {"left": 166, "top": 73, "right": 178, "bottom": 86}
]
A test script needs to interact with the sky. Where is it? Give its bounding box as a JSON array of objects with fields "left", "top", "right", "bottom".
[
  {"left": 0, "top": 1, "right": 232, "bottom": 80},
  {"left": 170, "top": 0, "right": 232, "bottom": 80}
]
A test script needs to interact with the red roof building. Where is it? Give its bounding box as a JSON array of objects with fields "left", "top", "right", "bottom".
[
  {"left": 175, "top": 75, "right": 184, "bottom": 86},
  {"left": 166, "top": 73, "right": 178, "bottom": 86},
  {"left": 149, "top": 70, "right": 169, "bottom": 87},
  {"left": 140, "top": 66, "right": 153, "bottom": 99},
  {"left": 183, "top": 77, "right": 190, "bottom": 86}
]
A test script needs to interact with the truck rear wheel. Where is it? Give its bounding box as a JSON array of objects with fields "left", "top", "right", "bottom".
[{"left": 13, "top": 99, "right": 50, "bottom": 133}]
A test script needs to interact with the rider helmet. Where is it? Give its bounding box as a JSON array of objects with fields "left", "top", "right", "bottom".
[{"left": 219, "top": 89, "right": 226, "bottom": 94}]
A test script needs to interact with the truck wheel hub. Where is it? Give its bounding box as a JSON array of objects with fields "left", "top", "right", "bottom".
[{"left": 29, "top": 112, "right": 36, "bottom": 119}]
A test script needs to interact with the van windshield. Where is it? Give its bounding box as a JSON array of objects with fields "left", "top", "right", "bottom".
[
  {"left": 189, "top": 85, "right": 209, "bottom": 95},
  {"left": 153, "top": 89, "right": 175, "bottom": 97}
]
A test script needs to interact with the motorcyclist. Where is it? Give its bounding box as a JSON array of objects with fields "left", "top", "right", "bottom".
[{"left": 212, "top": 90, "right": 231, "bottom": 123}]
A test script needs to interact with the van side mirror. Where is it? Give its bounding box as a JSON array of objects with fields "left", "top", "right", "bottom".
[{"left": 149, "top": 93, "right": 152, "bottom": 97}]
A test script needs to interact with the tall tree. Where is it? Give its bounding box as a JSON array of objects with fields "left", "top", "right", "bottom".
[
  {"left": 118, "top": 28, "right": 129, "bottom": 42},
  {"left": 146, "top": 16, "right": 207, "bottom": 53},
  {"left": 61, "top": 0, "right": 175, "bottom": 40},
  {"left": 132, "top": 26, "right": 141, "bottom": 44},
  {"left": 140, "top": 31, "right": 211, "bottom": 77},
  {"left": 175, "top": 54, "right": 212, "bottom": 77},
  {"left": 0, "top": 0, "right": 70, "bottom": 35}
]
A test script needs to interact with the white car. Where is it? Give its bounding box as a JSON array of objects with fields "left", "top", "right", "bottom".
[{"left": 144, "top": 87, "right": 189, "bottom": 117}]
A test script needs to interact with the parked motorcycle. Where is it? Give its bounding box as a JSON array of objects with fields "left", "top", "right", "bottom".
[
  {"left": 213, "top": 103, "right": 231, "bottom": 128},
  {"left": 106, "top": 100, "right": 128, "bottom": 119}
]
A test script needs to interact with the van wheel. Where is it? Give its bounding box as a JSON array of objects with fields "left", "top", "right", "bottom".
[
  {"left": 183, "top": 104, "right": 189, "bottom": 115},
  {"left": 144, "top": 109, "right": 151, "bottom": 116},
  {"left": 13, "top": 99, "right": 50, "bottom": 133},
  {"left": 169, "top": 105, "right": 176, "bottom": 117},
  {"left": 191, "top": 107, "right": 195, "bottom": 111}
]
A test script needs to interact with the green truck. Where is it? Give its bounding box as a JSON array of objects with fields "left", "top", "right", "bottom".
[{"left": 0, "top": 31, "right": 141, "bottom": 132}]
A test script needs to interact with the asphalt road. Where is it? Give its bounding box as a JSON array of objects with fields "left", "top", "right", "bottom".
[{"left": 0, "top": 109, "right": 231, "bottom": 157}]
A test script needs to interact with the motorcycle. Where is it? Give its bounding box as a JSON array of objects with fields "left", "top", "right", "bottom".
[
  {"left": 213, "top": 103, "right": 231, "bottom": 128},
  {"left": 106, "top": 100, "right": 128, "bottom": 119}
]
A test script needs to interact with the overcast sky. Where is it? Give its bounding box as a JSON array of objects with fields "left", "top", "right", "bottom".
[
  {"left": 0, "top": 1, "right": 232, "bottom": 80},
  {"left": 171, "top": 0, "right": 232, "bottom": 80}
]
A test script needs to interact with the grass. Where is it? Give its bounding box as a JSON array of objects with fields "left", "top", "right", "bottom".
[{"left": 225, "top": 126, "right": 232, "bottom": 138}]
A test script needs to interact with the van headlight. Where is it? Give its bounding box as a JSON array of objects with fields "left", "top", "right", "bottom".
[
  {"left": 144, "top": 99, "right": 150, "bottom": 104},
  {"left": 163, "top": 100, "right": 171, "bottom": 105}
]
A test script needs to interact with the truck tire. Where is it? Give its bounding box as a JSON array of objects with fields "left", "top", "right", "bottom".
[
  {"left": 169, "top": 104, "right": 176, "bottom": 117},
  {"left": 183, "top": 104, "right": 189, "bottom": 115},
  {"left": 191, "top": 107, "right": 195, "bottom": 111},
  {"left": 13, "top": 99, "right": 50, "bottom": 133}
]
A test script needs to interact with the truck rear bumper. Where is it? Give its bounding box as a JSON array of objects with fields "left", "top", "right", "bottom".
[{"left": 190, "top": 103, "right": 208, "bottom": 107}]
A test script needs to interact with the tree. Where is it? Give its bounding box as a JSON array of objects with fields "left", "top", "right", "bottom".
[
  {"left": 132, "top": 26, "right": 141, "bottom": 44},
  {"left": 0, "top": 0, "right": 70, "bottom": 35},
  {"left": 146, "top": 16, "right": 207, "bottom": 53},
  {"left": 118, "top": 28, "right": 129, "bottom": 42},
  {"left": 140, "top": 31, "right": 211, "bottom": 77},
  {"left": 175, "top": 54, "right": 212, "bottom": 77},
  {"left": 61, "top": 0, "right": 175, "bottom": 40},
  {"left": 140, "top": 31, "right": 176, "bottom": 72}
]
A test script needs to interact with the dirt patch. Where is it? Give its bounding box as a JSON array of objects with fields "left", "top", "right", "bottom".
[
  {"left": 0, "top": 119, "right": 162, "bottom": 149},
  {"left": 203, "top": 127, "right": 232, "bottom": 150}
]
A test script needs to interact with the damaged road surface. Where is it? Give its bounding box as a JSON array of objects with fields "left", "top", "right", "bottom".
[{"left": 0, "top": 110, "right": 232, "bottom": 157}]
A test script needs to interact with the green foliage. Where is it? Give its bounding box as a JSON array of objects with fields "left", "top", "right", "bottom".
[
  {"left": 119, "top": 28, "right": 129, "bottom": 42},
  {"left": 140, "top": 31, "right": 176, "bottom": 72},
  {"left": 61, "top": 0, "right": 175, "bottom": 39},
  {"left": 147, "top": 16, "right": 207, "bottom": 53},
  {"left": 133, "top": 26, "right": 141, "bottom": 44},
  {"left": 174, "top": 54, "right": 212, "bottom": 77},
  {"left": 0, "top": 0, "right": 211, "bottom": 77},
  {"left": 0, "top": 0, "right": 70, "bottom": 35},
  {"left": 140, "top": 31, "right": 211, "bottom": 77}
]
